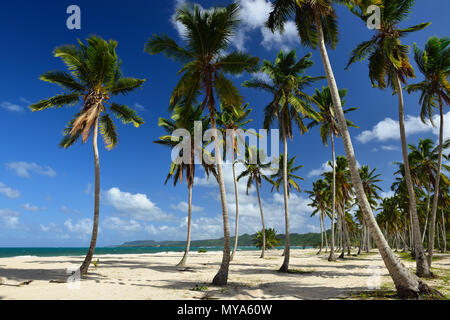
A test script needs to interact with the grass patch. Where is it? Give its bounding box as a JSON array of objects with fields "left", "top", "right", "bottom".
[
  {"left": 286, "top": 268, "right": 314, "bottom": 274},
  {"left": 198, "top": 248, "right": 207, "bottom": 253},
  {"left": 191, "top": 284, "right": 209, "bottom": 292},
  {"left": 397, "top": 252, "right": 415, "bottom": 262}
]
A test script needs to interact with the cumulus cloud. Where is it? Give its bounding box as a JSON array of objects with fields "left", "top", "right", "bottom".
[
  {"left": 103, "top": 187, "right": 176, "bottom": 222},
  {"left": 307, "top": 162, "right": 332, "bottom": 177},
  {"left": 0, "top": 209, "right": 20, "bottom": 229},
  {"left": 0, "top": 182, "right": 20, "bottom": 198},
  {"left": 356, "top": 112, "right": 450, "bottom": 144},
  {"left": 380, "top": 145, "right": 399, "bottom": 151},
  {"left": 64, "top": 218, "right": 93, "bottom": 235},
  {"left": 40, "top": 222, "right": 57, "bottom": 232},
  {"left": 21, "top": 203, "right": 40, "bottom": 211},
  {"left": 171, "top": 201, "right": 204, "bottom": 213},
  {"left": 103, "top": 217, "right": 142, "bottom": 232},
  {"left": 1, "top": 101, "right": 24, "bottom": 112},
  {"left": 6, "top": 161, "right": 56, "bottom": 178}
]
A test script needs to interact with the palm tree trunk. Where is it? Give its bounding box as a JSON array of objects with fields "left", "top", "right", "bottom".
[
  {"left": 324, "top": 213, "right": 329, "bottom": 252},
  {"left": 441, "top": 209, "right": 446, "bottom": 252},
  {"left": 318, "top": 212, "right": 323, "bottom": 254},
  {"left": 279, "top": 120, "right": 290, "bottom": 272},
  {"left": 230, "top": 137, "right": 240, "bottom": 262},
  {"left": 314, "top": 11, "right": 431, "bottom": 297},
  {"left": 328, "top": 134, "right": 336, "bottom": 261},
  {"left": 394, "top": 73, "right": 431, "bottom": 278},
  {"left": 255, "top": 181, "right": 266, "bottom": 258},
  {"left": 422, "top": 185, "right": 431, "bottom": 243},
  {"left": 80, "top": 117, "right": 100, "bottom": 275},
  {"left": 428, "top": 101, "right": 444, "bottom": 266},
  {"left": 177, "top": 183, "right": 193, "bottom": 267},
  {"left": 208, "top": 86, "right": 231, "bottom": 286}
]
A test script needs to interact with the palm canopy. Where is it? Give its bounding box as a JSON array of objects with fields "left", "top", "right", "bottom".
[
  {"left": 346, "top": 0, "right": 431, "bottom": 89},
  {"left": 406, "top": 36, "right": 450, "bottom": 124},
  {"left": 359, "top": 165, "right": 382, "bottom": 209},
  {"left": 236, "top": 148, "right": 275, "bottom": 195},
  {"left": 154, "top": 103, "right": 216, "bottom": 187},
  {"left": 307, "top": 86, "right": 358, "bottom": 145},
  {"left": 269, "top": 153, "right": 304, "bottom": 195},
  {"left": 145, "top": 3, "right": 259, "bottom": 115},
  {"left": 242, "top": 49, "right": 322, "bottom": 137},
  {"left": 30, "top": 35, "right": 145, "bottom": 149},
  {"left": 323, "top": 155, "right": 353, "bottom": 206},
  {"left": 306, "top": 179, "right": 331, "bottom": 218}
]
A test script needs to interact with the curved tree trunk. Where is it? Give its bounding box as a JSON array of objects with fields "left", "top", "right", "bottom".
[
  {"left": 279, "top": 121, "right": 290, "bottom": 272},
  {"left": 428, "top": 101, "right": 444, "bottom": 266},
  {"left": 255, "top": 181, "right": 266, "bottom": 258},
  {"left": 231, "top": 138, "right": 240, "bottom": 261},
  {"left": 422, "top": 185, "right": 431, "bottom": 243},
  {"left": 394, "top": 73, "right": 431, "bottom": 278},
  {"left": 177, "top": 183, "right": 193, "bottom": 267},
  {"left": 314, "top": 11, "right": 431, "bottom": 297},
  {"left": 80, "top": 117, "right": 100, "bottom": 276},
  {"left": 328, "top": 134, "right": 337, "bottom": 261}
]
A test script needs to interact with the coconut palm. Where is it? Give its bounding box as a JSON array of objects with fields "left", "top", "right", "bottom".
[
  {"left": 243, "top": 49, "right": 321, "bottom": 272},
  {"left": 216, "top": 103, "right": 253, "bottom": 261},
  {"left": 266, "top": 0, "right": 433, "bottom": 296},
  {"left": 145, "top": 3, "right": 259, "bottom": 285},
  {"left": 254, "top": 228, "right": 282, "bottom": 249},
  {"left": 154, "top": 104, "right": 216, "bottom": 267},
  {"left": 308, "top": 86, "right": 358, "bottom": 260},
  {"left": 306, "top": 179, "right": 331, "bottom": 254},
  {"left": 346, "top": 0, "right": 432, "bottom": 277},
  {"left": 30, "top": 36, "right": 145, "bottom": 275},
  {"left": 406, "top": 37, "right": 450, "bottom": 265},
  {"left": 237, "top": 148, "right": 274, "bottom": 258}
]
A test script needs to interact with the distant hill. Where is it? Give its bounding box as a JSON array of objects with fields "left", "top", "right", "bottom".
[{"left": 119, "top": 230, "right": 331, "bottom": 248}]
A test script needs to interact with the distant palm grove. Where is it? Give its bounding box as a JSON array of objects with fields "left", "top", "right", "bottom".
[{"left": 29, "top": 0, "right": 448, "bottom": 298}]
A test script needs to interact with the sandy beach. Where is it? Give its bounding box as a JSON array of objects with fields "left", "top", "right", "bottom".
[{"left": 1, "top": 249, "right": 448, "bottom": 300}]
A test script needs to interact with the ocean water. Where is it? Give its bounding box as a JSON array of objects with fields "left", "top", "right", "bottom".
[{"left": 0, "top": 246, "right": 313, "bottom": 258}]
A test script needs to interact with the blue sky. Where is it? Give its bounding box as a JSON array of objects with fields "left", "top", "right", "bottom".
[{"left": 0, "top": 0, "right": 448, "bottom": 247}]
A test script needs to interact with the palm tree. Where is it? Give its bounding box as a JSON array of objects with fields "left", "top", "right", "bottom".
[
  {"left": 145, "top": 3, "right": 259, "bottom": 285},
  {"left": 30, "top": 36, "right": 145, "bottom": 275},
  {"left": 154, "top": 104, "right": 216, "bottom": 267},
  {"left": 237, "top": 148, "right": 274, "bottom": 258},
  {"left": 306, "top": 179, "right": 330, "bottom": 254},
  {"left": 216, "top": 103, "right": 253, "bottom": 261},
  {"left": 308, "top": 86, "right": 358, "bottom": 260},
  {"left": 254, "top": 228, "right": 282, "bottom": 249},
  {"left": 266, "top": 0, "right": 433, "bottom": 297},
  {"left": 406, "top": 37, "right": 450, "bottom": 265},
  {"left": 346, "top": 0, "right": 431, "bottom": 277},
  {"left": 243, "top": 49, "right": 320, "bottom": 272}
]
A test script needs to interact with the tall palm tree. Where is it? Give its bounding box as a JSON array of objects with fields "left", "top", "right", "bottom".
[
  {"left": 154, "top": 104, "right": 216, "bottom": 267},
  {"left": 30, "top": 36, "right": 145, "bottom": 275},
  {"left": 308, "top": 86, "right": 358, "bottom": 260},
  {"left": 145, "top": 3, "right": 259, "bottom": 285},
  {"left": 266, "top": 0, "right": 433, "bottom": 297},
  {"left": 306, "top": 179, "right": 330, "bottom": 254},
  {"left": 406, "top": 37, "right": 450, "bottom": 265},
  {"left": 243, "top": 49, "right": 320, "bottom": 272},
  {"left": 237, "top": 148, "right": 274, "bottom": 258},
  {"left": 346, "top": 0, "right": 431, "bottom": 277},
  {"left": 216, "top": 103, "right": 253, "bottom": 261}
]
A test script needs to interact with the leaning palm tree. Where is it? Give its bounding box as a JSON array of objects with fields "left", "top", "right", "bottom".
[
  {"left": 406, "top": 37, "right": 450, "bottom": 266},
  {"left": 145, "top": 3, "right": 259, "bottom": 285},
  {"left": 267, "top": 0, "right": 433, "bottom": 296},
  {"left": 308, "top": 86, "right": 358, "bottom": 260},
  {"left": 243, "top": 49, "right": 321, "bottom": 272},
  {"left": 237, "top": 148, "right": 274, "bottom": 258},
  {"left": 155, "top": 104, "right": 216, "bottom": 267},
  {"left": 216, "top": 103, "right": 253, "bottom": 261},
  {"left": 30, "top": 36, "right": 145, "bottom": 275},
  {"left": 346, "top": 0, "right": 431, "bottom": 277}
]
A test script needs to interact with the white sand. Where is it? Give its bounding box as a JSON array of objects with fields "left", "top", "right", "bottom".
[{"left": 0, "top": 249, "right": 448, "bottom": 300}]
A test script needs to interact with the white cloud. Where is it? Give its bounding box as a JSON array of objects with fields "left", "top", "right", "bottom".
[
  {"left": 21, "top": 203, "right": 40, "bottom": 211},
  {"left": 0, "top": 182, "right": 20, "bottom": 198},
  {"left": 103, "top": 217, "right": 142, "bottom": 232},
  {"left": 381, "top": 191, "right": 395, "bottom": 199},
  {"left": 0, "top": 209, "right": 20, "bottom": 229},
  {"left": 6, "top": 161, "right": 56, "bottom": 178},
  {"left": 103, "top": 187, "right": 176, "bottom": 222},
  {"left": 171, "top": 201, "right": 204, "bottom": 213},
  {"left": 1, "top": 101, "right": 24, "bottom": 112},
  {"left": 134, "top": 103, "right": 145, "bottom": 111},
  {"left": 19, "top": 97, "right": 31, "bottom": 105},
  {"left": 356, "top": 112, "right": 450, "bottom": 144},
  {"left": 308, "top": 162, "right": 332, "bottom": 177},
  {"left": 60, "top": 205, "right": 81, "bottom": 215},
  {"left": 64, "top": 218, "right": 93, "bottom": 235},
  {"left": 0, "top": 208, "right": 19, "bottom": 217},
  {"left": 380, "top": 145, "right": 399, "bottom": 151},
  {"left": 40, "top": 222, "right": 57, "bottom": 232}
]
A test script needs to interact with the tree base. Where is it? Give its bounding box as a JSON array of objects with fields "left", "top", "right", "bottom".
[
  {"left": 397, "top": 280, "right": 444, "bottom": 299},
  {"left": 278, "top": 263, "right": 289, "bottom": 273},
  {"left": 212, "top": 270, "right": 228, "bottom": 286},
  {"left": 328, "top": 252, "right": 336, "bottom": 261}
]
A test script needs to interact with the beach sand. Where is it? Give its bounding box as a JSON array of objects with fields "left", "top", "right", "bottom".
[{"left": 0, "top": 249, "right": 448, "bottom": 300}]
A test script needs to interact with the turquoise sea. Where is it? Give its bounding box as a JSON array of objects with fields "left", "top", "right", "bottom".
[{"left": 0, "top": 246, "right": 313, "bottom": 258}]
